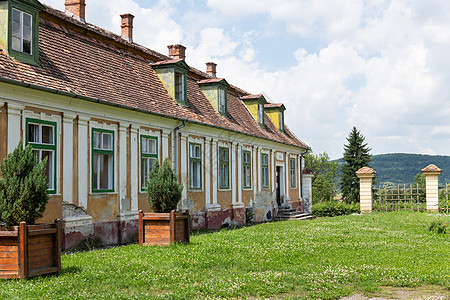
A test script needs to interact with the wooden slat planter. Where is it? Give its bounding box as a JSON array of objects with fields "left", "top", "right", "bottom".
[
  {"left": 0, "top": 220, "right": 61, "bottom": 280},
  {"left": 139, "top": 210, "right": 190, "bottom": 246}
]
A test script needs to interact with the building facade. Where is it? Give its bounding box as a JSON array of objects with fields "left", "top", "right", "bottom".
[{"left": 0, "top": 0, "right": 311, "bottom": 250}]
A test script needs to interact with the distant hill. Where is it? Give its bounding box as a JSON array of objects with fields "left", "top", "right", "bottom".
[{"left": 337, "top": 153, "right": 450, "bottom": 186}]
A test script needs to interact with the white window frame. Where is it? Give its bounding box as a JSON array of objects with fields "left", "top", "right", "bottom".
[
  {"left": 175, "top": 72, "right": 185, "bottom": 103},
  {"left": 218, "top": 88, "right": 226, "bottom": 115},
  {"left": 261, "top": 153, "right": 269, "bottom": 188},
  {"left": 243, "top": 150, "right": 252, "bottom": 189},
  {"left": 11, "top": 8, "right": 32, "bottom": 55},
  {"left": 219, "top": 146, "right": 230, "bottom": 189},
  {"left": 92, "top": 128, "right": 114, "bottom": 192}
]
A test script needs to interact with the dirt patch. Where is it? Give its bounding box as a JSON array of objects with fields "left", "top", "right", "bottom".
[{"left": 341, "top": 285, "right": 449, "bottom": 300}]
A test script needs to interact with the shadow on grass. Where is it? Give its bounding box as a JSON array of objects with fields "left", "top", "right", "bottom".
[{"left": 61, "top": 266, "right": 82, "bottom": 275}]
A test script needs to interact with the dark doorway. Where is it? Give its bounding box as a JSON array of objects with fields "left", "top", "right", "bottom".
[{"left": 276, "top": 166, "right": 281, "bottom": 206}]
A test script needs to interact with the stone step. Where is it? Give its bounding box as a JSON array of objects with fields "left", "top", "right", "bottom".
[{"left": 274, "top": 212, "right": 316, "bottom": 221}]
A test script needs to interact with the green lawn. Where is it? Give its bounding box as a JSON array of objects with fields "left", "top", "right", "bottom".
[{"left": 1, "top": 211, "right": 448, "bottom": 299}]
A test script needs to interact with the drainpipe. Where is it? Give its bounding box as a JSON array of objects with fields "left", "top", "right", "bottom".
[{"left": 173, "top": 121, "right": 186, "bottom": 182}]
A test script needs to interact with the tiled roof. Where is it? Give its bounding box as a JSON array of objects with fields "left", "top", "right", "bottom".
[
  {"left": 197, "top": 78, "right": 228, "bottom": 85},
  {"left": 355, "top": 167, "right": 376, "bottom": 175},
  {"left": 265, "top": 103, "right": 284, "bottom": 109},
  {"left": 0, "top": 4, "right": 310, "bottom": 150},
  {"left": 421, "top": 164, "right": 442, "bottom": 173}
]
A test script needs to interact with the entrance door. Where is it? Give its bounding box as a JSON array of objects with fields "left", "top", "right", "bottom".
[{"left": 276, "top": 166, "right": 281, "bottom": 206}]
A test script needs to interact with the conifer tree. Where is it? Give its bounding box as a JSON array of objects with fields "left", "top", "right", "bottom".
[
  {"left": 146, "top": 158, "right": 183, "bottom": 213},
  {"left": 341, "top": 127, "right": 372, "bottom": 204},
  {"left": 0, "top": 141, "right": 49, "bottom": 226}
]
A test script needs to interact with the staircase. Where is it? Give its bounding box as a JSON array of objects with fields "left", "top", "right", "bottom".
[{"left": 274, "top": 206, "right": 316, "bottom": 221}]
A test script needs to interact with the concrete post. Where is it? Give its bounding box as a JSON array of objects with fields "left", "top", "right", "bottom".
[
  {"left": 302, "top": 168, "right": 315, "bottom": 214},
  {"left": 421, "top": 164, "right": 442, "bottom": 212},
  {"left": 356, "top": 167, "right": 376, "bottom": 213}
]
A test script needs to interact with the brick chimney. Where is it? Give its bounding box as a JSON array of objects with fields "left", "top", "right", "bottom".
[
  {"left": 206, "top": 62, "right": 217, "bottom": 78},
  {"left": 65, "top": 0, "right": 86, "bottom": 21},
  {"left": 168, "top": 44, "right": 186, "bottom": 60},
  {"left": 120, "top": 14, "right": 134, "bottom": 42}
]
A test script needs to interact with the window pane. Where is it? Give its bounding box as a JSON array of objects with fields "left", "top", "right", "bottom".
[
  {"left": 93, "top": 132, "right": 101, "bottom": 149},
  {"left": 12, "top": 36, "right": 20, "bottom": 52},
  {"left": 190, "top": 160, "right": 201, "bottom": 188},
  {"left": 41, "top": 125, "right": 53, "bottom": 144},
  {"left": 93, "top": 154, "right": 99, "bottom": 190},
  {"left": 32, "top": 149, "right": 40, "bottom": 162},
  {"left": 142, "top": 157, "right": 156, "bottom": 188},
  {"left": 102, "top": 133, "right": 113, "bottom": 150},
  {"left": 148, "top": 139, "right": 156, "bottom": 154},
  {"left": 23, "top": 40, "right": 31, "bottom": 54},
  {"left": 99, "top": 154, "right": 112, "bottom": 190},
  {"left": 12, "top": 21, "right": 20, "bottom": 39},
  {"left": 23, "top": 13, "right": 31, "bottom": 28},
  {"left": 41, "top": 150, "right": 53, "bottom": 190},
  {"left": 28, "top": 123, "right": 39, "bottom": 143},
  {"left": 142, "top": 138, "right": 148, "bottom": 153},
  {"left": 12, "top": 9, "right": 20, "bottom": 24}
]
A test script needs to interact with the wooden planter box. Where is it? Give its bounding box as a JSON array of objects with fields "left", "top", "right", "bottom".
[
  {"left": 139, "top": 210, "right": 190, "bottom": 246},
  {"left": 0, "top": 220, "right": 61, "bottom": 280}
]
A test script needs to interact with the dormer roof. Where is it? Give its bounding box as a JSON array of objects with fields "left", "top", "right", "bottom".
[
  {"left": 197, "top": 78, "right": 229, "bottom": 87},
  {"left": 265, "top": 103, "right": 285, "bottom": 111}
]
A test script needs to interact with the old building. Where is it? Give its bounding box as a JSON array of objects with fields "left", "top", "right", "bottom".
[{"left": 0, "top": 0, "right": 311, "bottom": 249}]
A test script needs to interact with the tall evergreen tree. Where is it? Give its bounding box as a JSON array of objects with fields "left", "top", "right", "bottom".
[{"left": 341, "top": 127, "right": 372, "bottom": 204}]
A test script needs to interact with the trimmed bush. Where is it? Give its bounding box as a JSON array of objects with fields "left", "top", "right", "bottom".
[
  {"left": 312, "top": 201, "right": 360, "bottom": 217},
  {"left": 146, "top": 158, "right": 183, "bottom": 213},
  {"left": 0, "top": 141, "right": 49, "bottom": 226}
]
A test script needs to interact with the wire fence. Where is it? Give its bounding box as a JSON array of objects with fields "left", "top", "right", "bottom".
[{"left": 373, "top": 184, "right": 425, "bottom": 212}]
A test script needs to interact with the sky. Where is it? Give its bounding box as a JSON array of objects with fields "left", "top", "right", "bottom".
[{"left": 43, "top": 0, "right": 450, "bottom": 159}]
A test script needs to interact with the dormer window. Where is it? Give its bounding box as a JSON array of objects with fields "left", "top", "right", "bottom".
[
  {"left": 12, "top": 8, "right": 32, "bottom": 55},
  {"left": 0, "top": 0, "right": 44, "bottom": 66},
  {"left": 175, "top": 72, "right": 184, "bottom": 102},
  {"left": 152, "top": 59, "right": 189, "bottom": 106},
  {"left": 279, "top": 111, "right": 284, "bottom": 132},
  {"left": 264, "top": 103, "right": 286, "bottom": 132},
  {"left": 240, "top": 94, "right": 267, "bottom": 127},
  {"left": 258, "top": 103, "right": 264, "bottom": 126},
  {"left": 218, "top": 88, "right": 226, "bottom": 115},
  {"left": 198, "top": 78, "right": 229, "bottom": 117}
]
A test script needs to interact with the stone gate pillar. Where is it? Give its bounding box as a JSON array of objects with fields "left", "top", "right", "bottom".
[
  {"left": 421, "top": 164, "right": 442, "bottom": 212},
  {"left": 302, "top": 168, "right": 315, "bottom": 214},
  {"left": 356, "top": 167, "right": 376, "bottom": 213}
]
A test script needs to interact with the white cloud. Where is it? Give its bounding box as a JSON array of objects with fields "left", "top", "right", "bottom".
[{"left": 41, "top": 0, "right": 450, "bottom": 158}]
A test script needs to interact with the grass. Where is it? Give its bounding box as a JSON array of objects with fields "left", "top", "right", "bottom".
[{"left": 1, "top": 211, "right": 449, "bottom": 299}]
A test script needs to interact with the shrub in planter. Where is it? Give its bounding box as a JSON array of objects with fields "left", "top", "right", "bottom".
[
  {"left": 139, "top": 158, "right": 189, "bottom": 246},
  {"left": 0, "top": 141, "right": 61, "bottom": 279}
]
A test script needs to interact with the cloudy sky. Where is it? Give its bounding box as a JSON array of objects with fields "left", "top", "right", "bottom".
[{"left": 44, "top": 0, "right": 450, "bottom": 159}]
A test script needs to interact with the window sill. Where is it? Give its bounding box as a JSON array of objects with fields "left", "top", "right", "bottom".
[
  {"left": 188, "top": 188, "right": 203, "bottom": 192},
  {"left": 90, "top": 191, "right": 117, "bottom": 195}
]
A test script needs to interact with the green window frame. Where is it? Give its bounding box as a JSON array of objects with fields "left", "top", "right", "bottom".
[
  {"left": 189, "top": 143, "right": 202, "bottom": 189},
  {"left": 219, "top": 147, "right": 229, "bottom": 189},
  {"left": 290, "top": 157, "right": 296, "bottom": 188},
  {"left": 243, "top": 150, "right": 252, "bottom": 189},
  {"left": 261, "top": 153, "right": 269, "bottom": 188},
  {"left": 140, "top": 135, "right": 158, "bottom": 191},
  {"left": 25, "top": 118, "right": 57, "bottom": 194},
  {"left": 91, "top": 128, "right": 115, "bottom": 193}
]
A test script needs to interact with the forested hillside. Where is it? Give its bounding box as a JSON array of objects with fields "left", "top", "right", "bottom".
[{"left": 337, "top": 153, "right": 450, "bottom": 185}]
